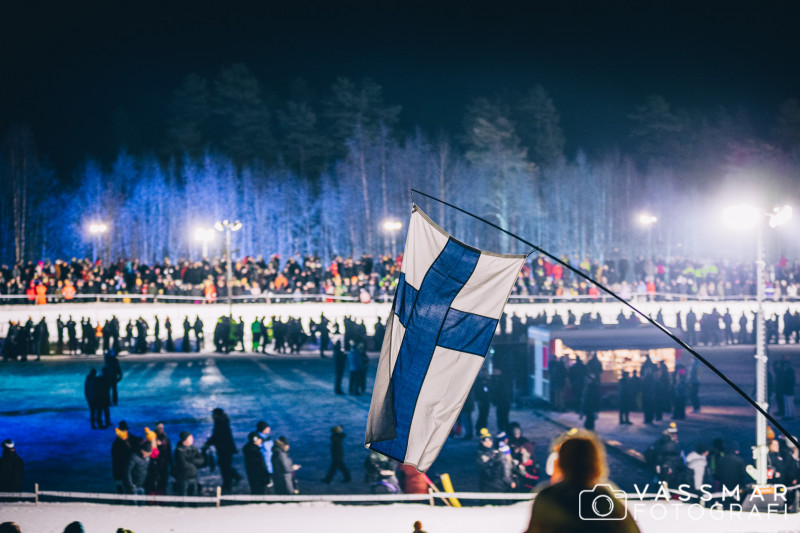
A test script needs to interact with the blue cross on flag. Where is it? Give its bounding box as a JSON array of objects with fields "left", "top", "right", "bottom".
[{"left": 365, "top": 205, "right": 525, "bottom": 471}]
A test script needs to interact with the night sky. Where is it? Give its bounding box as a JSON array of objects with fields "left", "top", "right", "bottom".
[{"left": 2, "top": 0, "right": 799, "bottom": 174}]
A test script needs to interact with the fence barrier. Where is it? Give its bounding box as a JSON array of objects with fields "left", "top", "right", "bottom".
[
  {"left": 0, "top": 488, "right": 536, "bottom": 507},
  {"left": 11, "top": 486, "right": 786, "bottom": 507}
]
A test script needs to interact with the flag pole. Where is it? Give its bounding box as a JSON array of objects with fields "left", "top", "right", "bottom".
[{"left": 410, "top": 188, "right": 800, "bottom": 450}]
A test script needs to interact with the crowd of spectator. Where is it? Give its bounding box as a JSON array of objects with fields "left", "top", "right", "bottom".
[
  {"left": 0, "top": 254, "right": 401, "bottom": 304},
  {"left": 2, "top": 252, "right": 800, "bottom": 304},
  {"left": 519, "top": 254, "right": 800, "bottom": 300}
]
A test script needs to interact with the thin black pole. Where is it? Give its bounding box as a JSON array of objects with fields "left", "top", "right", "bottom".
[{"left": 410, "top": 188, "right": 800, "bottom": 450}]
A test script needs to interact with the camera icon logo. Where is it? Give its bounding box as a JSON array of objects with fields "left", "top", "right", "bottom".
[{"left": 578, "top": 484, "right": 628, "bottom": 520}]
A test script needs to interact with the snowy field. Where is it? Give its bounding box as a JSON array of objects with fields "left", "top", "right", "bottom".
[
  {"left": 3, "top": 500, "right": 800, "bottom": 533},
  {"left": 2, "top": 299, "right": 799, "bottom": 340}
]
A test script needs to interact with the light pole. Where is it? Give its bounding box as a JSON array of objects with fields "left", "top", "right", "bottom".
[
  {"left": 723, "top": 204, "right": 792, "bottom": 485},
  {"left": 637, "top": 212, "right": 657, "bottom": 263},
  {"left": 194, "top": 228, "right": 215, "bottom": 259},
  {"left": 214, "top": 219, "right": 242, "bottom": 317},
  {"left": 383, "top": 220, "right": 403, "bottom": 258},
  {"left": 88, "top": 222, "right": 108, "bottom": 263}
]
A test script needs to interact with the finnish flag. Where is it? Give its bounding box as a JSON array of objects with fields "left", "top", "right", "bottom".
[{"left": 365, "top": 205, "right": 525, "bottom": 471}]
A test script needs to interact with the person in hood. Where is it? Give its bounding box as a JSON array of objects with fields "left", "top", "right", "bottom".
[
  {"left": 152, "top": 422, "right": 173, "bottom": 495},
  {"left": 243, "top": 432, "right": 269, "bottom": 495},
  {"left": 125, "top": 439, "right": 152, "bottom": 497},
  {"left": 111, "top": 421, "right": 133, "bottom": 494},
  {"left": 271, "top": 436, "right": 300, "bottom": 495},
  {"left": 0, "top": 439, "right": 24, "bottom": 492},
  {"left": 685, "top": 442, "right": 709, "bottom": 492},
  {"left": 173, "top": 431, "right": 206, "bottom": 497},
  {"left": 256, "top": 420, "right": 274, "bottom": 488}
]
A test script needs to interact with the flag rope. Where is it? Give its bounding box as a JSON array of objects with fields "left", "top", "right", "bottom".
[{"left": 410, "top": 188, "right": 800, "bottom": 449}]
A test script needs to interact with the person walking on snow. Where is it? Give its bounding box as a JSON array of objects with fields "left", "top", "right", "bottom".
[
  {"left": 322, "top": 425, "right": 351, "bottom": 483},
  {"left": 202, "top": 407, "right": 242, "bottom": 493}
]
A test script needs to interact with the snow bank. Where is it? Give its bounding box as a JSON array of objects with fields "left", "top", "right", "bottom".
[
  {"left": 2, "top": 300, "right": 798, "bottom": 340},
  {"left": 2, "top": 500, "right": 800, "bottom": 533}
]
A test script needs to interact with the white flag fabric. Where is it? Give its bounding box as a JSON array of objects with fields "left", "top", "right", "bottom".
[{"left": 365, "top": 205, "right": 525, "bottom": 471}]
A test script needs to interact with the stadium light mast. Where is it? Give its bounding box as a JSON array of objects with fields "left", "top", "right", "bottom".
[
  {"left": 722, "top": 204, "right": 792, "bottom": 485},
  {"left": 214, "top": 220, "right": 242, "bottom": 316},
  {"left": 194, "top": 227, "right": 215, "bottom": 259},
  {"left": 88, "top": 222, "right": 108, "bottom": 263},
  {"left": 383, "top": 220, "right": 403, "bottom": 258},
  {"left": 637, "top": 212, "right": 658, "bottom": 264}
]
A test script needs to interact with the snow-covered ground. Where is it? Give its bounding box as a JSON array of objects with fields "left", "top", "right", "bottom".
[
  {"left": 2, "top": 299, "right": 798, "bottom": 340},
  {"left": 3, "top": 500, "right": 800, "bottom": 533}
]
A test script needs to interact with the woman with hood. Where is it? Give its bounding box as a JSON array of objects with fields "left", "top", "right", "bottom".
[{"left": 271, "top": 436, "right": 300, "bottom": 494}]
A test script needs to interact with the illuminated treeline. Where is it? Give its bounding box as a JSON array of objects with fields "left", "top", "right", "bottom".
[{"left": 1, "top": 65, "right": 799, "bottom": 264}]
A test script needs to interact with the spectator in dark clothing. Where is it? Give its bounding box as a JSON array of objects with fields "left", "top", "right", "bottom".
[
  {"left": 84, "top": 369, "right": 100, "bottom": 429},
  {"left": 772, "top": 359, "right": 785, "bottom": 417},
  {"left": 271, "top": 436, "right": 300, "bottom": 495},
  {"left": 0, "top": 439, "right": 24, "bottom": 492},
  {"left": 646, "top": 424, "right": 685, "bottom": 487},
  {"left": 95, "top": 369, "right": 112, "bottom": 428},
  {"left": 182, "top": 318, "right": 192, "bottom": 353},
  {"left": 202, "top": 407, "right": 241, "bottom": 493},
  {"left": 153, "top": 422, "right": 173, "bottom": 494},
  {"left": 618, "top": 371, "right": 634, "bottom": 424},
  {"left": 333, "top": 339, "right": 346, "bottom": 394},
  {"left": 586, "top": 353, "right": 603, "bottom": 378},
  {"left": 318, "top": 314, "right": 331, "bottom": 357},
  {"left": 655, "top": 362, "right": 671, "bottom": 421},
  {"left": 125, "top": 439, "right": 152, "bottom": 497},
  {"left": 567, "top": 358, "right": 587, "bottom": 412},
  {"left": 490, "top": 369, "right": 512, "bottom": 433},
  {"left": 63, "top": 522, "right": 84, "bottom": 533},
  {"left": 322, "top": 425, "right": 351, "bottom": 484},
  {"left": 103, "top": 353, "right": 123, "bottom": 406},
  {"left": 784, "top": 440, "right": 800, "bottom": 512},
  {"left": 476, "top": 429, "right": 514, "bottom": 492},
  {"left": 689, "top": 359, "right": 701, "bottom": 413},
  {"left": 738, "top": 313, "right": 749, "bottom": 344},
  {"left": 767, "top": 438, "right": 787, "bottom": 484},
  {"left": 173, "top": 431, "right": 206, "bottom": 497},
  {"left": 111, "top": 421, "right": 133, "bottom": 493},
  {"left": 243, "top": 432, "right": 270, "bottom": 495},
  {"left": 715, "top": 441, "right": 749, "bottom": 509},
  {"left": 642, "top": 366, "right": 657, "bottom": 424},
  {"left": 672, "top": 369, "right": 687, "bottom": 420},
  {"left": 781, "top": 356, "right": 796, "bottom": 419},
  {"left": 347, "top": 342, "right": 362, "bottom": 395},
  {"left": 549, "top": 356, "right": 567, "bottom": 411},
  {"left": 525, "top": 431, "right": 640, "bottom": 533},
  {"left": 581, "top": 373, "right": 601, "bottom": 431},
  {"left": 686, "top": 309, "right": 697, "bottom": 344},
  {"left": 474, "top": 370, "right": 491, "bottom": 435}
]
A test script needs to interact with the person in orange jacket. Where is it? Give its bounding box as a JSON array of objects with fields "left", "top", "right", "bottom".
[
  {"left": 62, "top": 280, "right": 76, "bottom": 301},
  {"left": 35, "top": 280, "right": 48, "bottom": 305}
]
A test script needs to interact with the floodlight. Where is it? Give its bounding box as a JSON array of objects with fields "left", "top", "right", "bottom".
[
  {"left": 722, "top": 204, "right": 761, "bottom": 230},
  {"left": 637, "top": 214, "right": 657, "bottom": 226},
  {"left": 194, "top": 228, "right": 215, "bottom": 242},
  {"left": 769, "top": 205, "right": 792, "bottom": 228},
  {"left": 89, "top": 223, "right": 108, "bottom": 234},
  {"left": 383, "top": 220, "right": 403, "bottom": 231}
]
